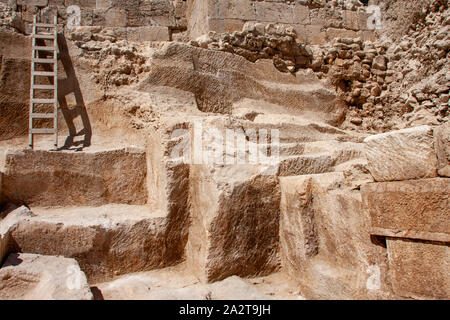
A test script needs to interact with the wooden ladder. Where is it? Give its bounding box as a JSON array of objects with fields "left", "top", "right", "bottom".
[{"left": 29, "top": 15, "right": 58, "bottom": 149}]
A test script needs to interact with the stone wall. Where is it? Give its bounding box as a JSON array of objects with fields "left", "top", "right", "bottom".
[{"left": 186, "top": 0, "right": 375, "bottom": 44}]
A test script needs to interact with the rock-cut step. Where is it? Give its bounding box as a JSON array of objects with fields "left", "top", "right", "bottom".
[{"left": 6, "top": 204, "right": 170, "bottom": 283}]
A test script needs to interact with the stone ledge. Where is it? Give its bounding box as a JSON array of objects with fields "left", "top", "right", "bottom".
[
  {"left": 362, "top": 178, "right": 450, "bottom": 242},
  {"left": 1, "top": 147, "right": 148, "bottom": 207},
  {"left": 386, "top": 238, "right": 450, "bottom": 300}
]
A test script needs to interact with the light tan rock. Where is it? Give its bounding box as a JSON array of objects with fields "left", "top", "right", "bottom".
[
  {"left": 280, "top": 173, "right": 392, "bottom": 299},
  {"left": 1, "top": 147, "right": 148, "bottom": 207},
  {"left": 0, "top": 231, "right": 8, "bottom": 265},
  {"left": 0, "top": 253, "right": 93, "bottom": 300},
  {"left": 361, "top": 178, "right": 450, "bottom": 243},
  {"left": 0, "top": 205, "right": 32, "bottom": 263},
  {"left": 9, "top": 205, "right": 167, "bottom": 283},
  {"left": 278, "top": 155, "right": 336, "bottom": 177},
  {"left": 386, "top": 238, "right": 450, "bottom": 300},
  {"left": 146, "top": 124, "right": 191, "bottom": 265},
  {"left": 187, "top": 164, "right": 281, "bottom": 283},
  {"left": 364, "top": 126, "right": 438, "bottom": 182},
  {"left": 142, "top": 42, "right": 345, "bottom": 125},
  {"left": 434, "top": 122, "right": 450, "bottom": 177}
]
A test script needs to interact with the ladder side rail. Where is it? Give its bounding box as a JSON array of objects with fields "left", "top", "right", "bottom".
[{"left": 54, "top": 15, "right": 58, "bottom": 147}]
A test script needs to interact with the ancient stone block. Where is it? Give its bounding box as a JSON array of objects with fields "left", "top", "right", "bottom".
[
  {"left": 210, "top": 0, "right": 255, "bottom": 21},
  {"left": 186, "top": 164, "right": 281, "bottom": 283},
  {"left": 254, "top": 1, "right": 294, "bottom": 24},
  {"left": 0, "top": 230, "right": 8, "bottom": 264},
  {"left": 386, "top": 238, "right": 450, "bottom": 300},
  {"left": 293, "top": 4, "right": 309, "bottom": 25},
  {"left": 104, "top": 8, "right": 127, "bottom": 27},
  {"left": 144, "top": 43, "right": 344, "bottom": 125},
  {"left": 277, "top": 154, "right": 336, "bottom": 176},
  {"left": 327, "top": 28, "right": 361, "bottom": 42},
  {"left": 306, "top": 25, "right": 327, "bottom": 45},
  {"left": 146, "top": 124, "right": 191, "bottom": 264},
  {"left": 27, "top": 0, "right": 48, "bottom": 7},
  {"left": 434, "top": 122, "right": 450, "bottom": 177},
  {"left": 96, "top": 0, "right": 109, "bottom": 9},
  {"left": 364, "top": 126, "right": 438, "bottom": 182},
  {"left": 208, "top": 18, "right": 245, "bottom": 35},
  {"left": 280, "top": 173, "right": 345, "bottom": 271},
  {"left": 0, "top": 253, "right": 93, "bottom": 300},
  {"left": 1, "top": 148, "right": 148, "bottom": 207},
  {"left": 362, "top": 178, "right": 450, "bottom": 242},
  {"left": 127, "top": 26, "right": 170, "bottom": 42},
  {"left": 65, "top": 0, "right": 96, "bottom": 8}
]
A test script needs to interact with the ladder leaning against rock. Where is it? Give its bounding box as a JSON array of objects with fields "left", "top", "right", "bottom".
[{"left": 29, "top": 15, "right": 58, "bottom": 149}]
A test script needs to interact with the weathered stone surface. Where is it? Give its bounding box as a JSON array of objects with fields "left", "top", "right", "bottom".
[
  {"left": 280, "top": 173, "right": 345, "bottom": 264},
  {"left": 0, "top": 253, "right": 93, "bottom": 300},
  {"left": 364, "top": 126, "right": 438, "bottom": 182},
  {"left": 1, "top": 147, "right": 148, "bottom": 206},
  {"left": 187, "top": 164, "right": 281, "bottom": 283},
  {"left": 280, "top": 172, "right": 392, "bottom": 299},
  {"left": 434, "top": 122, "right": 450, "bottom": 177},
  {"left": 386, "top": 238, "right": 450, "bottom": 300},
  {"left": 98, "top": 274, "right": 271, "bottom": 300},
  {"left": 0, "top": 205, "right": 32, "bottom": 263},
  {"left": 9, "top": 205, "right": 167, "bottom": 283},
  {"left": 186, "top": 0, "right": 371, "bottom": 44},
  {"left": 127, "top": 26, "right": 170, "bottom": 42},
  {"left": 362, "top": 178, "right": 450, "bottom": 243},
  {"left": 142, "top": 42, "right": 345, "bottom": 125}
]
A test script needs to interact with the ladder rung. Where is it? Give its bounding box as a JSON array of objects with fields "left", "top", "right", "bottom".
[
  {"left": 31, "top": 113, "right": 56, "bottom": 119},
  {"left": 33, "top": 46, "right": 57, "bottom": 51},
  {"left": 33, "top": 71, "right": 57, "bottom": 77},
  {"left": 35, "top": 23, "right": 56, "bottom": 28},
  {"left": 31, "top": 98, "right": 56, "bottom": 104},
  {"left": 33, "top": 58, "right": 57, "bottom": 63},
  {"left": 33, "top": 34, "right": 56, "bottom": 39},
  {"left": 32, "top": 84, "right": 56, "bottom": 90},
  {"left": 30, "top": 128, "right": 56, "bottom": 134}
]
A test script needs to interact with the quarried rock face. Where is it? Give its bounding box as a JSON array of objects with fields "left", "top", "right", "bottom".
[
  {"left": 186, "top": 0, "right": 373, "bottom": 44},
  {"left": 386, "top": 238, "right": 450, "bottom": 300},
  {"left": 364, "top": 126, "right": 438, "bottom": 182},
  {"left": 0, "top": 253, "right": 93, "bottom": 300},
  {"left": 362, "top": 178, "right": 450, "bottom": 243},
  {"left": 434, "top": 122, "right": 450, "bottom": 177},
  {"left": 0, "top": 205, "right": 32, "bottom": 263},
  {"left": 1, "top": 147, "right": 148, "bottom": 206},
  {"left": 187, "top": 164, "right": 281, "bottom": 283},
  {"left": 280, "top": 172, "right": 393, "bottom": 299}
]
